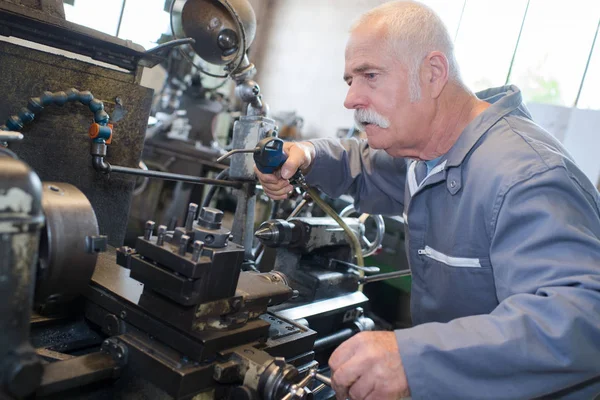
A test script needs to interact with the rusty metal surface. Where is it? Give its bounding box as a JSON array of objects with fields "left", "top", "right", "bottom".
[
  {"left": 35, "top": 182, "right": 99, "bottom": 309},
  {"left": 36, "top": 352, "right": 118, "bottom": 397},
  {"left": 1, "top": 40, "right": 153, "bottom": 246},
  {"left": 3, "top": 0, "right": 65, "bottom": 19}
]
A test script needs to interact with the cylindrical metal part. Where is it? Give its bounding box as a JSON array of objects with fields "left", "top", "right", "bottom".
[
  {"left": 144, "top": 220, "right": 155, "bottom": 240},
  {"left": 185, "top": 203, "right": 198, "bottom": 231},
  {"left": 192, "top": 240, "right": 204, "bottom": 262},
  {"left": 35, "top": 182, "right": 100, "bottom": 310},
  {"left": 0, "top": 157, "right": 44, "bottom": 397},
  {"left": 313, "top": 328, "right": 355, "bottom": 352},
  {"left": 314, "top": 373, "right": 332, "bottom": 388},
  {"left": 156, "top": 225, "right": 167, "bottom": 246},
  {"left": 179, "top": 235, "right": 190, "bottom": 256},
  {"left": 255, "top": 219, "right": 296, "bottom": 247}
]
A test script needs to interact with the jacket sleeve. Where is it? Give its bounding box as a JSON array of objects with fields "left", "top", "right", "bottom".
[
  {"left": 395, "top": 166, "right": 600, "bottom": 399},
  {"left": 304, "top": 137, "right": 407, "bottom": 215}
]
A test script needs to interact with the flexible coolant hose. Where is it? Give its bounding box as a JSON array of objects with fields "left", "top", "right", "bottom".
[{"left": 304, "top": 186, "right": 365, "bottom": 278}]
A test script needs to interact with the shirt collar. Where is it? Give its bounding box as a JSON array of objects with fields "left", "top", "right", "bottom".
[{"left": 444, "top": 85, "right": 531, "bottom": 168}]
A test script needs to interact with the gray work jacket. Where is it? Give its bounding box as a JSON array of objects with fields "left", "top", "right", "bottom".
[{"left": 305, "top": 85, "right": 600, "bottom": 399}]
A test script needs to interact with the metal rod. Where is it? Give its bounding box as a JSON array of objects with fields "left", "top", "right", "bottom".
[
  {"left": 453, "top": 0, "right": 468, "bottom": 42},
  {"left": 574, "top": 16, "right": 600, "bottom": 107},
  {"left": 108, "top": 165, "right": 244, "bottom": 189},
  {"left": 358, "top": 270, "right": 412, "bottom": 285},
  {"left": 289, "top": 198, "right": 309, "bottom": 219},
  {"left": 115, "top": 0, "right": 127, "bottom": 37},
  {"left": 312, "top": 384, "right": 327, "bottom": 394},
  {"left": 505, "top": 0, "right": 530, "bottom": 84},
  {"left": 0, "top": 132, "right": 24, "bottom": 142},
  {"left": 313, "top": 328, "right": 355, "bottom": 352},
  {"left": 315, "top": 373, "right": 332, "bottom": 387},
  {"left": 216, "top": 148, "right": 255, "bottom": 162}
]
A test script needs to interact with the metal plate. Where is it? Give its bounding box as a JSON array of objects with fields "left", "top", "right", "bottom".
[{"left": 1, "top": 40, "right": 153, "bottom": 246}]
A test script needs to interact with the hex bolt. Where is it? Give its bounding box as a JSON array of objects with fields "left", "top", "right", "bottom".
[
  {"left": 144, "top": 220, "right": 155, "bottom": 240},
  {"left": 179, "top": 235, "right": 190, "bottom": 256},
  {"left": 185, "top": 203, "right": 199, "bottom": 231},
  {"left": 156, "top": 225, "right": 167, "bottom": 246},
  {"left": 199, "top": 207, "right": 224, "bottom": 227},
  {"left": 192, "top": 240, "right": 204, "bottom": 262}
]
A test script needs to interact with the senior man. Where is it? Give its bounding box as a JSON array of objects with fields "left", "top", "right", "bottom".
[{"left": 256, "top": 1, "right": 600, "bottom": 399}]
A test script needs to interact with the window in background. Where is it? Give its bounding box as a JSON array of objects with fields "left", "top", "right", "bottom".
[
  {"left": 420, "top": 0, "right": 466, "bottom": 40},
  {"left": 454, "top": 0, "right": 528, "bottom": 92},
  {"left": 63, "top": 0, "right": 170, "bottom": 50},
  {"left": 63, "top": 0, "right": 123, "bottom": 36},
  {"left": 507, "top": 0, "right": 600, "bottom": 106},
  {"left": 575, "top": 19, "right": 600, "bottom": 110},
  {"left": 118, "top": 0, "right": 171, "bottom": 50}
]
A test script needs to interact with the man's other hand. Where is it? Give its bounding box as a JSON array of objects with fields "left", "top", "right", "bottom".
[
  {"left": 329, "top": 331, "right": 410, "bottom": 400},
  {"left": 254, "top": 141, "right": 315, "bottom": 200}
]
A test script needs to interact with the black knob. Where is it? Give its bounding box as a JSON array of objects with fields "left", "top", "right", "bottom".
[{"left": 218, "top": 29, "right": 239, "bottom": 56}]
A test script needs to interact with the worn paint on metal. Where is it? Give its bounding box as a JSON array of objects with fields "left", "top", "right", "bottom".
[
  {"left": 11, "top": 231, "right": 38, "bottom": 304},
  {"left": 0, "top": 187, "right": 33, "bottom": 213}
]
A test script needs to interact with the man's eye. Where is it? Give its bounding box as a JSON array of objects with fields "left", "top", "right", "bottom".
[{"left": 365, "top": 73, "right": 377, "bottom": 80}]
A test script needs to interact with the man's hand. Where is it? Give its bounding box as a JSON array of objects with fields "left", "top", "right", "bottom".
[
  {"left": 254, "top": 141, "right": 315, "bottom": 200},
  {"left": 329, "top": 331, "right": 410, "bottom": 400}
]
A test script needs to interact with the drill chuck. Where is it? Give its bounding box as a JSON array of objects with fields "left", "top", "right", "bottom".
[{"left": 254, "top": 220, "right": 296, "bottom": 247}]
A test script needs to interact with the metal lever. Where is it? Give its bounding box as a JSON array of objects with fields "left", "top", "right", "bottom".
[
  {"left": 358, "top": 270, "right": 412, "bottom": 285},
  {"left": 281, "top": 369, "right": 333, "bottom": 400},
  {"left": 328, "top": 259, "right": 381, "bottom": 274},
  {"left": 314, "top": 372, "right": 332, "bottom": 387}
]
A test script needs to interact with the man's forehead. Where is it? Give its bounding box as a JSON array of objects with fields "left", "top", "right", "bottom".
[
  {"left": 345, "top": 23, "right": 392, "bottom": 62},
  {"left": 345, "top": 35, "right": 393, "bottom": 75}
]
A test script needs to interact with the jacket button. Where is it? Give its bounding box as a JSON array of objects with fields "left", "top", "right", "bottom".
[{"left": 450, "top": 180, "right": 457, "bottom": 188}]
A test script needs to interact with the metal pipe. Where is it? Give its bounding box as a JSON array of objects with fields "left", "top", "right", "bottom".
[
  {"left": 201, "top": 169, "right": 230, "bottom": 208},
  {"left": 92, "top": 156, "right": 110, "bottom": 173},
  {"left": 107, "top": 164, "right": 243, "bottom": 189},
  {"left": 217, "top": 148, "right": 255, "bottom": 162}
]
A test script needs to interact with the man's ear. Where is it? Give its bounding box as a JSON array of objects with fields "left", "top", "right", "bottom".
[{"left": 421, "top": 51, "right": 449, "bottom": 99}]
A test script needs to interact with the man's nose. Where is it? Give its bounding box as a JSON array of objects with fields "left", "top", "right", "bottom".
[{"left": 344, "top": 84, "right": 367, "bottom": 110}]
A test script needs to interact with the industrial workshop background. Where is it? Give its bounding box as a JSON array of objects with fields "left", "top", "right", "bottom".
[{"left": 60, "top": 0, "right": 600, "bottom": 186}]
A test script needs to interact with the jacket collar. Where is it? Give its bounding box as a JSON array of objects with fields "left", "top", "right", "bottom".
[{"left": 444, "top": 85, "right": 531, "bottom": 168}]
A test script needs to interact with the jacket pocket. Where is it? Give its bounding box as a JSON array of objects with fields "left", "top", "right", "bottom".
[
  {"left": 412, "top": 245, "right": 497, "bottom": 323},
  {"left": 418, "top": 245, "right": 481, "bottom": 268}
]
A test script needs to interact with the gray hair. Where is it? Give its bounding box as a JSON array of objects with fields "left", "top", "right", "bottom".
[{"left": 352, "top": 1, "right": 462, "bottom": 101}]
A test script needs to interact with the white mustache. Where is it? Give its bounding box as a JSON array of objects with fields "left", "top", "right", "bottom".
[{"left": 354, "top": 108, "right": 390, "bottom": 131}]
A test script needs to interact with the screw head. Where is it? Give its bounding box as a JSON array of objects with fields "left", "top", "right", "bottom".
[{"left": 199, "top": 207, "right": 223, "bottom": 224}]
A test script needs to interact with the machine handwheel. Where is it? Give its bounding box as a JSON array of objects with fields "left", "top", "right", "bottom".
[{"left": 339, "top": 205, "right": 385, "bottom": 258}]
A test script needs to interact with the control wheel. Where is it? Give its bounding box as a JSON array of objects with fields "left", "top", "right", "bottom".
[{"left": 339, "top": 205, "right": 385, "bottom": 258}]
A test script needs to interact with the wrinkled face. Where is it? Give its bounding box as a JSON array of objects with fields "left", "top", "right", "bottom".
[{"left": 344, "top": 26, "right": 432, "bottom": 157}]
